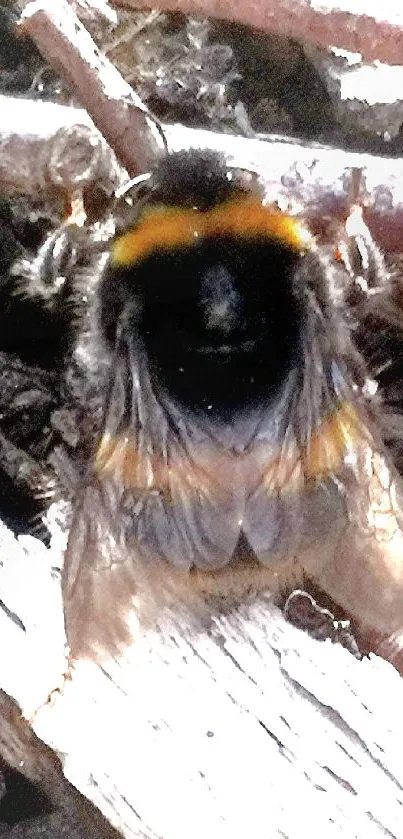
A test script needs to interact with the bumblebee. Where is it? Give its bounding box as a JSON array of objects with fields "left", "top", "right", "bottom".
[{"left": 62, "top": 149, "right": 403, "bottom": 663}]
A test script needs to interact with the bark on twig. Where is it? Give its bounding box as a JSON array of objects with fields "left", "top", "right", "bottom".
[
  {"left": 112, "top": 0, "right": 403, "bottom": 67},
  {"left": 20, "top": 0, "right": 165, "bottom": 178}
]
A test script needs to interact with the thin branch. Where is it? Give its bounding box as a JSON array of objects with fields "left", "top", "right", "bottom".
[
  {"left": 112, "top": 0, "right": 403, "bottom": 67},
  {"left": 20, "top": 0, "right": 165, "bottom": 178}
]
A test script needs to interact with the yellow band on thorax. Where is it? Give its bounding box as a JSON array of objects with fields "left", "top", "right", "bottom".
[{"left": 111, "top": 197, "right": 312, "bottom": 268}]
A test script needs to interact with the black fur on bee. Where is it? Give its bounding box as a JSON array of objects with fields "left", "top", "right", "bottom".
[{"left": 60, "top": 149, "right": 403, "bottom": 662}]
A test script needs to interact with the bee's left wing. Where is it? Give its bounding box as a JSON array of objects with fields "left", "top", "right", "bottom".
[{"left": 62, "top": 334, "right": 244, "bottom": 660}]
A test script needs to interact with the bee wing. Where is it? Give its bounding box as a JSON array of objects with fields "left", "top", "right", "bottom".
[
  {"left": 241, "top": 398, "right": 352, "bottom": 563},
  {"left": 62, "top": 480, "right": 142, "bottom": 660},
  {"left": 62, "top": 334, "right": 243, "bottom": 659},
  {"left": 241, "top": 377, "right": 403, "bottom": 644}
]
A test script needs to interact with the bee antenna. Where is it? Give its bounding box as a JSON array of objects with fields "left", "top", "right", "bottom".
[{"left": 115, "top": 171, "right": 153, "bottom": 199}]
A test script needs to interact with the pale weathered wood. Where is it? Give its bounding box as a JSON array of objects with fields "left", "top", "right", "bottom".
[{"left": 0, "top": 512, "right": 402, "bottom": 839}]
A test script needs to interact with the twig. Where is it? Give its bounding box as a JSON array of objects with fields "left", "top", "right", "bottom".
[
  {"left": 20, "top": 0, "right": 165, "bottom": 178},
  {"left": 112, "top": 0, "right": 403, "bottom": 67}
]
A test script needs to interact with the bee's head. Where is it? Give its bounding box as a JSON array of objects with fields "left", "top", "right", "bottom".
[{"left": 99, "top": 151, "right": 326, "bottom": 413}]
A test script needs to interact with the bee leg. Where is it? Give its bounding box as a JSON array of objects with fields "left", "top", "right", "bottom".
[{"left": 300, "top": 505, "right": 403, "bottom": 668}]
